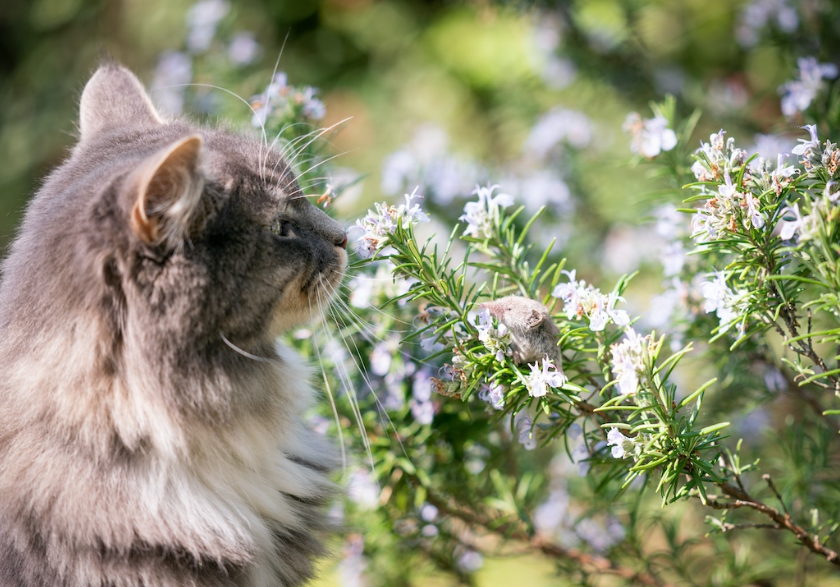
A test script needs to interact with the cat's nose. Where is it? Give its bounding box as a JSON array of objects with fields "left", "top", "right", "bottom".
[{"left": 336, "top": 232, "right": 348, "bottom": 249}]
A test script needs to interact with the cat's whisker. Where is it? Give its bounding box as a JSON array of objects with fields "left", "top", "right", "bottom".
[
  {"left": 265, "top": 121, "right": 316, "bottom": 161},
  {"left": 278, "top": 117, "right": 351, "bottom": 166},
  {"left": 283, "top": 150, "right": 356, "bottom": 196},
  {"left": 219, "top": 332, "right": 272, "bottom": 362},
  {"left": 313, "top": 290, "right": 376, "bottom": 473},
  {"left": 259, "top": 35, "right": 292, "bottom": 180},
  {"left": 306, "top": 295, "right": 348, "bottom": 475},
  {"left": 321, "top": 280, "right": 412, "bottom": 462},
  {"left": 275, "top": 118, "right": 353, "bottom": 180},
  {"left": 328, "top": 297, "right": 441, "bottom": 373},
  {"left": 335, "top": 281, "right": 415, "bottom": 327}
]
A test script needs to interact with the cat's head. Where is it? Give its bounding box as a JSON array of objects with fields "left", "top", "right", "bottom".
[{"left": 1, "top": 63, "right": 347, "bottom": 367}]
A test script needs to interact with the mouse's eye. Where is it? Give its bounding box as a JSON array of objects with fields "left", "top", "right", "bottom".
[{"left": 270, "top": 218, "right": 295, "bottom": 238}]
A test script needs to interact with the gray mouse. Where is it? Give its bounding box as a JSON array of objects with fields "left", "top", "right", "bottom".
[{"left": 480, "top": 296, "right": 563, "bottom": 368}]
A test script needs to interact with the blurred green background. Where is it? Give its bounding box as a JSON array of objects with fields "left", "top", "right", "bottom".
[{"left": 1, "top": 0, "right": 825, "bottom": 260}]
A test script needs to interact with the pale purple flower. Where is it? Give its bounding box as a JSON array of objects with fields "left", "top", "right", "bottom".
[
  {"left": 347, "top": 469, "right": 380, "bottom": 510},
  {"left": 661, "top": 241, "right": 685, "bottom": 277},
  {"left": 623, "top": 113, "right": 678, "bottom": 158},
  {"left": 454, "top": 547, "right": 484, "bottom": 573},
  {"left": 410, "top": 400, "right": 434, "bottom": 425},
  {"left": 300, "top": 87, "right": 326, "bottom": 120},
  {"left": 421, "top": 524, "right": 439, "bottom": 538},
  {"left": 524, "top": 108, "right": 592, "bottom": 157},
  {"left": 228, "top": 31, "right": 259, "bottom": 65},
  {"left": 413, "top": 368, "right": 434, "bottom": 402},
  {"left": 150, "top": 51, "right": 192, "bottom": 116},
  {"left": 460, "top": 184, "right": 514, "bottom": 239},
  {"left": 478, "top": 381, "right": 506, "bottom": 410},
  {"left": 780, "top": 57, "right": 838, "bottom": 117},
  {"left": 744, "top": 193, "right": 765, "bottom": 229},
  {"left": 420, "top": 503, "right": 438, "bottom": 522},
  {"left": 514, "top": 412, "right": 537, "bottom": 450},
  {"left": 737, "top": 0, "right": 798, "bottom": 47},
  {"left": 186, "top": 0, "right": 230, "bottom": 53},
  {"left": 370, "top": 342, "right": 392, "bottom": 376}
]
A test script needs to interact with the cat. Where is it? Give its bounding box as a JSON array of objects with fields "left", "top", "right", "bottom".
[{"left": 0, "top": 62, "right": 348, "bottom": 587}]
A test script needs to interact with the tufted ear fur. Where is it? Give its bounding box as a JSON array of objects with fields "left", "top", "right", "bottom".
[
  {"left": 80, "top": 64, "right": 162, "bottom": 140},
  {"left": 130, "top": 135, "right": 205, "bottom": 250}
]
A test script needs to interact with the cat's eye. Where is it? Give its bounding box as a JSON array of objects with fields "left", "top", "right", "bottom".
[{"left": 270, "top": 218, "right": 294, "bottom": 238}]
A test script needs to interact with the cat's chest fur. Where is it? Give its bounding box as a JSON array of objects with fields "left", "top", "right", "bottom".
[{"left": 0, "top": 64, "right": 346, "bottom": 587}]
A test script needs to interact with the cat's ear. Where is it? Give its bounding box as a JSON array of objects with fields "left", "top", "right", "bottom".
[
  {"left": 80, "top": 63, "right": 162, "bottom": 140},
  {"left": 130, "top": 135, "right": 205, "bottom": 249}
]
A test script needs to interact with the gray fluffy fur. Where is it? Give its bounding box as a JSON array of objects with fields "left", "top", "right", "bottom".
[{"left": 0, "top": 63, "right": 347, "bottom": 587}]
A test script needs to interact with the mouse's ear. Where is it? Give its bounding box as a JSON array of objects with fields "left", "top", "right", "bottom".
[
  {"left": 129, "top": 135, "right": 205, "bottom": 250},
  {"left": 80, "top": 63, "right": 162, "bottom": 141},
  {"left": 526, "top": 309, "right": 543, "bottom": 330}
]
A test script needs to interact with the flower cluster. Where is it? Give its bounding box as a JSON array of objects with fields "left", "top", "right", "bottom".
[
  {"left": 355, "top": 188, "right": 429, "bottom": 258},
  {"left": 610, "top": 329, "right": 651, "bottom": 396},
  {"left": 251, "top": 72, "right": 326, "bottom": 128},
  {"left": 524, "top": 357, "right": 567, "bottom": 398},
  {"left": 460, "top": 184, "right": 514, "bottom": 239},
  {"left": 552, "top": 270, "right": 630, "bottom": 331},
  {"left": 700, "top": 271, "right": 749, "bottom": 334},
  {"left": 475, "top": 307, "right": 511, "bottom": 363},
  {"left": 779, "top": 57, "right": 838, "bottom": 118},
  {"left": 622, "top": 112, "right": 677, "bottom": 158},
  {"left": 690, "top": 131, "right": 772, "bottom": 240}
]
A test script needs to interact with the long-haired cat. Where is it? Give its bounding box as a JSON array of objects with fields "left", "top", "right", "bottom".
[{"left": 0, "top": 63, "right": 347, "bottom": 586}]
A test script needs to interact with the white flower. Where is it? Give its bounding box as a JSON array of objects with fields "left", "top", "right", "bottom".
[
  {"left": 700, "top": 271, "right": 748, "bottom": 332},
  {"left": 354, "top": 187, "right": 429, "bottom": 257},
  {"left": 778, "top": 201, "right": 803, "bottom": 241},
  {"left": 475, "top": 307, "right": 511, "bottom": 362},
  {"left": 792, "top": 124, "right": 820, "bottom": 156},
  {"left": 524, "top": 357, "right": 567, "bottom": 398},
  {"left": 552, "top": 270, "right": 630, "bottom": 332},
  {"left": 460, "top": 184, "right": 514, "bottom": 239},
  {"left": 780, "top": 57, "right": 838, "bottom": 117},
  {"left": 610, "top": 329, "right": 649, "bottom": 396},
  {"left": 623, "top": 112, "right": 678, "bottom": 158},
  {"left": 744, "top": 193, "right": 765, "bottom": 229},
  {"left": 606, "top": 427, "right": 638, "bottom": 459}
]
